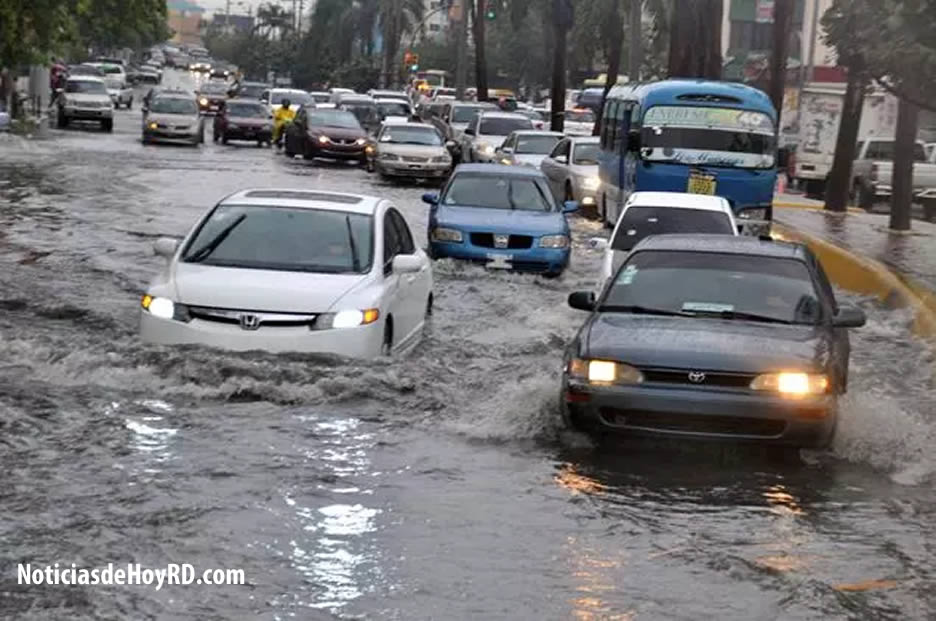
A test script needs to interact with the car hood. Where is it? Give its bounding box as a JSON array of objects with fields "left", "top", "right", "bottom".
[
  {"left": 65, "top": 93, "right": 110, "bottom": 104},
  {"left": 583, "top": 314, "right": 832, "bottom": 373},
  {"left": 511, "top": 153, "right": 548, "bottom": 167},
  {"left": 147, "top": 113, "right": 199, "bottom": 125},
  {"left": 227, "top": 116, "right": 270, "bottom": 126},
  {"left": 379, "top": 143, "right": 446, "bottom": 158},
  {"left": 436, "top": 204, "right": 567, "bottom": 235},
  {"left": 172, "top": 263, "right": 367, "bottom": 313},
  {"left": 309, "top": 125, "right": 366, "bottom": 139}
]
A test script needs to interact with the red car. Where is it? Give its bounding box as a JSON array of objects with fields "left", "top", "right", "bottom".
[{"left": 213, "top": 99, "right": 273, "bottom": 146}]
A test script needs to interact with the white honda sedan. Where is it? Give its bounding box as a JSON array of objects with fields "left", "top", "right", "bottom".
[{"left": 140, "top": 189, "right": 433, "bottom": 358}]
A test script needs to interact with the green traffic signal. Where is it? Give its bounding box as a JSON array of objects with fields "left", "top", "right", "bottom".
[{"left": 485, "top": 8, "right": 496, "bottom": 19}]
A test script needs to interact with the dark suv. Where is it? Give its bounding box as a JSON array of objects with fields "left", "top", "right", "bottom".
[{"left": 283, "top": 107, "right": 367, "bottom": 163}]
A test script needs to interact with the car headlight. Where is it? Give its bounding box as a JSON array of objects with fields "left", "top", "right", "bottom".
[
  {"left": 583, "top": 176, "right": 601, "bottom": 191},
  {"left": 318, "top": 135, "right": 330, "bottom": 144},
  {"left": 141, "top": 295, "right": 190, "bottom": 322},
  {"left": 313, "top": 308, "right": 380, "bottom": 330},
  {"left": 147, "top": 121, "right": 158, "bottom": 130},
  {"left": 227, "top": 123, "right": 239, "bottom": 129},
  {"left": 379, "top": 153, "right": 399, "bottom": 161},
  {"left": 430, "top": 227, "right": 463, "bottom": 243},
  {"left": 355, "top": 138, "right": 366, "bottom": 146},
  {"left": 539, "top": 234, "right": 570, "bottom": 248},
  {"left": 750, "top": 372, "right": 829, "bottom": 396},
  {"left": 567, "top": 358, "right": 644, "bottom": 385},
  {"left": 431, "top": 154, "right": 451, "bottom": 163},
  {"left": 500, "top": 158, "right": 513, "bottom": 165},
  {"left": 737, "top": 207, "right": 768, "bottom": 220},
  {"left": 479, "top": 143, "right": 495, "bottom": 156},
  {"left": 199, "top": 97, "right": 208, "bottom": 106}
]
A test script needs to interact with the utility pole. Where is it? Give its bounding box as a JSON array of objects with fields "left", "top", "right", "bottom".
[
  {"left": 225, "top": 0, "right": 231, "bottom": 30},
  {"left": 551, "top": 0, "right": 573, "bottom": 132},
  {"left": 298, "top": 0, "right": 304, "bottom": 34},
  {"left": 628, "top": 0, "right": 642, "bottom": 82},
  {"left": 454, "top": 0, "right": 468, "bottom": 100}
]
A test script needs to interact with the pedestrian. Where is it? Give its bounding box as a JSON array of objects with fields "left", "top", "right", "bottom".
[{"left": 272, "top": 98, "right": 295, "bottom": 148}]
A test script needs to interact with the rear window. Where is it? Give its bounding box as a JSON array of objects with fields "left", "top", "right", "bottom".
[
  {"left": 865, "top": 141, "right": 927, "bottom": 162},
  {"left": 442, "top": 174, "right": 554, "bottom": 211},
  {"left": 515, "top": 134, "right": 561, "bottom": 154},
  {"left": 612, "top": 206, "right": 734, "bottom": 251},
  {"left": 480, "top": 117, "right": 533, "bottom": 135}
]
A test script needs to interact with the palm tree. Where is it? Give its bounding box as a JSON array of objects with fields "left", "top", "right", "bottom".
[{"left": 376, "top": 0, "right": 423, "bottom": 88}]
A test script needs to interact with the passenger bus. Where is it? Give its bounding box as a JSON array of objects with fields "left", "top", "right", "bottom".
[
  {"left": 416, "top": 70, "right": 450, "bottom": 89},
  {"left": 597, "top": 79, "right": 777, "bottom": 232}
]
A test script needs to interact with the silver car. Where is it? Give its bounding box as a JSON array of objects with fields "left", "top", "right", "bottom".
[
  {"left": 495, "top": 130, "right": 564, "bottom": 168},
  {"left": 366, "top": 122, "right": 452, "bottom": 182},
  {"left": 142, "top": 94, "right": 204, "bottom": 145},
  {"left": 540, "top": 136, "right": 601, "bottom": 207}
]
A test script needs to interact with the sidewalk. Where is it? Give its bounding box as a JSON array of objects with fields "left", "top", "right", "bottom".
[{"left": 773, "top": 205, "right": 936, "bottom": 337}]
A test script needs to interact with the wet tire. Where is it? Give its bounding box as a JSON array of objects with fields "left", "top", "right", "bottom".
[
  {"left": 601, "top": 194, "right": 611, "bottom": 228},
  {"left": 366, "top": 159, "right": 375, "bottom": 173},
  {"left": 102, "top": 118, "right": 113, "bottom": 133},
  {"left": 560, "top": 400, "right": 588, "bottom": 432},
  {"left": 426, "top": 294, "right": 433, "bottom": 317},
  {"left": 127, "top": 99, "right": 133, "bottom": 110},
  {"left": 221, "top": 133, "right": 229, "bottom": 145},
  {"left": 564, "top": 182, "right": 575, "bottom": 203},
  {"left": 858, "top": 182, "right": 875, "bottom": 212},
  {"left": 923, "top": 199, "right": 936, "bottom": 222},
  {"left": 57, "top": 109, "right": 68, "bottom": 128},
  {"left": 257, "top": 140, "right": 264, "bottom": 148},
  {"left": 381, "top": 319, "right": 393, "bottom": 357}
]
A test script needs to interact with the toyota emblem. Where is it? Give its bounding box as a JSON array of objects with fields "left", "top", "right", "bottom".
[
  {"left": 493, "top": 234, "right": 509, "bottom": 249},
  {"left": 239, "top": 314, "right": 261, "bottom": 331},
  {"left": 687, "top": 371, "right": 706, "bottom": 384}
]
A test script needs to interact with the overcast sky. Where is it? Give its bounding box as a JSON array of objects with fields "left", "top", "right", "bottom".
[{"left": 196, "top": 0, "right": 300, "bottom": 16}]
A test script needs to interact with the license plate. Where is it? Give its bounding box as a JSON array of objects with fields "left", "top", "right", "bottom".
[
  {"left": 687, "top": 171, "right": 716, "bottom": 195},
  {"left": 485, "top": 253, "right": 513, "bottom": 269}
]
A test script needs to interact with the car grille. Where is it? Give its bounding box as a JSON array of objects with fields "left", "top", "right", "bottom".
[
  {"left": 599, "top": 408, "right": 787, "bottom": 438},
  {"left": 188, "top": 306, "right": 318, "bottom": 329},
  {"left": 401, "top": 155, "right": 429, "bottom": 163},
  {"left": 329, "top": 138, "right": 359, "bottom": 146},
  {"left": 470, "top": 233, "right": 534, "bottom": 249},
  {"left": 639, "top": 367, "right": 757, "bottom": 389}
]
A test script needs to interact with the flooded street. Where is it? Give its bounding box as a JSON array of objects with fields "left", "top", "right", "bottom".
[{"left": 2, "top": 72, "right": 936, "bottom": 620}]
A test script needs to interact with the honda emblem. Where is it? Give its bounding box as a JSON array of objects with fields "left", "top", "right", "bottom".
[
  {"left": 494, "top": 234, "right": 509, "bottom": 249},
  {"left": 239, "top": 314, "right": 261, "bottom": 330},
  {"left": 687, "top": 371, "right": 706, "bottom": 384}
]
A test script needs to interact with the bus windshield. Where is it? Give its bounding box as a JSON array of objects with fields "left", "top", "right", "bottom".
[{"left": 640, "top": 105, "right": 776, "bottom": 169}]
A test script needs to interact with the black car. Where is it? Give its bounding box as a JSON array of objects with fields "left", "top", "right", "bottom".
[
  {"left": 562, "top": 234, "right": 866, "bottom": 448},
  {"left": 196, "top": 82, "right": 229, "bottom": 115}
]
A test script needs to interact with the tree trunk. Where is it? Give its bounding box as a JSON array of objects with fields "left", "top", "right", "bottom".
[
  {"left": 825, "top": 63, "right": 866, "bottom": 212},
  {"left": 628, "top": 0, "right": 642, "bottom": 81},
  {"left": 667, "top": 0, "right": 722, "bottom": 78},
  {"left": 472, "top": 0, "right": 488, "bottom": 101},
  {"left": 767, "top": 0, "right": 794, "bottom": 115},
  {"left": 550, "top": 0, "right": 571, "bottom": 133},
  {"left": 595, "top": 0, "right": 624, "bottom": 136},
  {"left": 890, "top": 97, "right": 918, "bottom": 231}
]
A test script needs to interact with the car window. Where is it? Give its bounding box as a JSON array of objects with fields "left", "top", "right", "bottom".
[
  {"left": 388, "top": 209, "right": 415, "bottom": 255},
  {"left": 442, "top": 174, "right": 554, "bottom": 211},
  {"left": 65, "top": 80, "right": 107, "bottom": 94},
  {"left": 611, "top": 206, "right": 735, "bottom": 252},
  {"left": 809, "top": 251, "right": 838, "bottom": 314},
  {"left": 149, "top": 98, "right": 198, "bottom": 115},
  {"left": 515, "top": 134, "right": 561, "bottom": 154},
  {"left": 182, "top": 205, "right": 374, "bottom": 274},
  {"left": 573, "top": 142, "right": 600, "bottom": 165},
  {"left": 378, "top": 101, "right": 411, "bottom": 117},
  {"left": 549, "top": 139, "right": 570, "bottom": 159},
  {"left": 226, "top": 103, "right": 267, "bottom": 117},
  {"left": 604, "top": 251, "right": 823, "bottom": 325},
  {"left": 383, "top": 211, "right": 402, "bottom": 267},
  {"left": 479, "top": 117, "right": 534, "bottom": 135},
  {"left": 452, "top": 105, "right": 482, "bottom": 123},
  {"left": 308, "top": 109, "right": 362, "bottom": 129},
  {"left": 379, "top": 125, "right": 442, "bottom": 145}
]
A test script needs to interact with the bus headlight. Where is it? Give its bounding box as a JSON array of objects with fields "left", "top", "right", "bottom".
[{"left": 738, "top": 207, "right": 768, "bottom": 220}]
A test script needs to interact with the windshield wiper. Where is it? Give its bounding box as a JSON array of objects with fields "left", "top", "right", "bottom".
[
  {"left": 698, "top": 310, "right": 795, "bottom": 324},
  {"left": 600, "top": 305, "right": 695, "bottom": 317},
  {"left": 345, "top": 215, "right": 361, "bottom": 272},
  {"left": 185, "top": 214, "right": 247, "bottom": 263},
  {"left": 507, "top": 182, "right": 518, "bottom": 210}
]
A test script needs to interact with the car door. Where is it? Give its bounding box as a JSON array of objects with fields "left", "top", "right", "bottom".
[
  {"left": 288, "top": 107, "right": 306, "bottom": 150},
  {"left": 380, "top": 207, "right": 406, "bottom": 351},
  {"left": 543, "top": 139, "right": 569, "bottom": 198},
  {"left": 388, "top": 208, "right": 430, "bottom": 346},
  {"left": 809, "top": 251, "right": 850, "bottom": 391}
]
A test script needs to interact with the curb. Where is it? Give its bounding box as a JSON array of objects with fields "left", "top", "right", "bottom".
[
  {"left": 772, "top": 200, "right": 865, "bottom": 214},
  {"left": 773, "top": 222, "right": 936, "bottom": 338}
]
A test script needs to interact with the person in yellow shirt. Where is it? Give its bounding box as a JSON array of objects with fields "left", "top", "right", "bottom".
[{"left": 272, "top": 98, "right": 296, "bottom": 148}]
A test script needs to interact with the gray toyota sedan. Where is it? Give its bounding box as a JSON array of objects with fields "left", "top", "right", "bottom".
[{"left": 561, "top": 234, "right": 866, "bottom": 448}]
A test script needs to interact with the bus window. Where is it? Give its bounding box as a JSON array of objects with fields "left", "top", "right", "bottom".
[{"left": 601, "top": 101, "right": 618, "bottom": 150}]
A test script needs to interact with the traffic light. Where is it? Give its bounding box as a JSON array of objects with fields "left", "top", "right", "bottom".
[{"left": 485, "top": 6, "right": 496, "bottom": 20}]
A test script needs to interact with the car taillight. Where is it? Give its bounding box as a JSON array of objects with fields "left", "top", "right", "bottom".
[{"left": 871, "top": 163, "right": 879, "bottom": 178}]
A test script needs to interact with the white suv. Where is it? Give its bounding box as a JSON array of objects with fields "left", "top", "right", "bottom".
[
  {"left": 460, "top": 111, "right": 533, "bottom": 163},
  {"left": 57, "top": 76, "right": 114, "bottom": 131}
]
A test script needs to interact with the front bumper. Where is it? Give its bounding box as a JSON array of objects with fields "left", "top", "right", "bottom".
[
  {"left": 562, "top": 380, "right": 836, "bottom": 448},
  {"left": 310, "top": 142, "right": 367, "bottom": 160},
  {"left": 430, "top": 238, "right": 570, "bottom": 274},
  {"left": 64, "top": 107, "right": 113, "bottom": 120},
  {"left": 143, "top": 128, "right": 199, "bottom": 144},
  {"left": 872, "top": 184, "right": 936, "bottom": 200},
  {"left": 376, "top": 161, "right": 451, "bottom": 178},
  {"left": 223, "top": 126, "right": 272, "bottom": 141},
  {"left": 140, "top": 311, "right": 384, "bottom": 358},
  {"left": 199, "top": 101, "right": 224, "bottom": 115}
]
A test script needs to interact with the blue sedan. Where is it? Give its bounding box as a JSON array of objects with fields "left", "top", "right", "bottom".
[{"left": 423, "top": 164, "right": 578, "bottom": 276}]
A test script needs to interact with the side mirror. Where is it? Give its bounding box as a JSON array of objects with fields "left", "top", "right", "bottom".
[
  {"left": 445, "top": 140, "right": 457, "bottom": 150},
  {"left": 563, "top": 200, "right": 580, "bottom": 213},
  {"left": 422, "top": 192, "right": 439, "bottom": 205},
  {"left": 391, "top": 254, "right": 423, "bottom": 274},
  {"left": 626, "top": 129, "right": 641, "bottom": 152},
  {"left": 568, "top": 291, "right": 596, "bottom": 311},
  {"left": 464, "top": 127, "right": 475, "bottom": 136},
  {"left": 832, "top": 305, "right": 866, "bottom": 328},
  {"left": 153, "top": 237, "right": 180, "bottom": 258},
  {"left": 554, "top": 154, "right": 568, "bottom": 165},
  {"left": 500, "top": 146, "right": 514, "bottom": 154},
  {"left": 587, "top": 237, "right": 609, "bottom": 250}
]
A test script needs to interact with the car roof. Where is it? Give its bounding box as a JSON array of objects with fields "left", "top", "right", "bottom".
[
  {"left": 630, "top": 234, "right": 807, "bottom": 260},
  {"left": 226, "top": 98, "right": 266, "bottom": 105},
  {"left": 626, "top": 191, "right": 731, "bottom": 212},
  {"left": 479, "top": 111, "right": 530, "bottom": 119},
  {"left": 67, "top": 76, "right": 105, "bottom": 83},
  {"left": 221, "top": 189, "right": 381, "bottom": 215},
  {"left": 569, "top": 136, "right": 599, "bottom": 144},
  {"left": 375, "top": 97, "right": 410, "bottom": 104},
  {"left": 509, "top": 130, "right": 564, "bottom": 137},
  {"left": 382, "top": 120, "right": 433, "bottom": 128},
  {"left": 271, "top": 88, "right": 307, "bottom": 94},
  {"left": 453, "top": 163, "right": 546, "bottom": 178}
]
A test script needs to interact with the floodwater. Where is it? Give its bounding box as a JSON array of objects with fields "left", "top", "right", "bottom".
[{"left": 1, "top": 72, "right": 935, "bottom": 620}]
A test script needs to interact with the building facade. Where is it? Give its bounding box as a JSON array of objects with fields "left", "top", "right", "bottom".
[{"left": 168, "top": 0, "right": 206, "bottom": 46}]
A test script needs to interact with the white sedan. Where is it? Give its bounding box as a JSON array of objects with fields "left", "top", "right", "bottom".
[
  {"left": 140, "top": 189, "right": 433, "bottom": 358},
  {"left": 591, "top": 191, "right": 739, "bottom": 292}
]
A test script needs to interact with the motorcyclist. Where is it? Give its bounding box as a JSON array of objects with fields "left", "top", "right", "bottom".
[{"left": 272, "top": 98, "right": 295, "bottom": 147}]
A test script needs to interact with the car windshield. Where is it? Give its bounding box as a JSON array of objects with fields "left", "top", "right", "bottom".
[
  {"left": 100, "top": 66, "right": 122, "bottom": 75},
  {"left": 308, "top": 109, "right": 362, "bottom": 129},
  {"left": 442, "top": 174, "right": 554, "bottom": 211},
  {"left": 182, "top": 205, "right": 374, "bottom": 274},
  {"left": 566, "top": 109, "right": 595, "bottom": 123},
  {"left": 378, "top": 101, "right": 411, "bottom": 117},
  {"left": 65, "top": 80, "right": 107, "bottom": 94},
  {"left": 611, "top": 206, "right": 735, "bottom": 252},
  {"left": 310, "top": 93, "right": 331, "bottom": 103},
  {"left": 105, "top": 79, "right": 123, "bottom": 89},
  {"left": 515, "top": 135, "right": 561, "bottom": 154},
  {"left": 573, "top": 143, "right": 600, "bottom": 165},
  {"left": 69, "top": 66, "right": 103, "bottom": 76},
  {"left": 239, "top": 84, "right": 267, "bottom": 98},
  {"left": 344, "top": 103, "right": 379, "bottom": 124},
  {"left": 641, "top": 105, "right": 777, "bottom": 169},
  {"left": 864, "top": 141, "right": 927, "bottom": 162},
  {"left": 379, "top": 126, "right": 442, "bottom": 145},
  {"left": 480, "top": 117, "right": 533, "bottom": 136},
  {"left": 452, "top": 106, "right": 482, "bottom": 123},
  {"left": 603, "top": 251, "right": 822, "bottom": 325},
  {"left": 199, "top": 83, "right": 228, "bottom": 94},
  {"left": 271, "top": 91, "right": 311, "bottom": 106},
  {"left": 226, "top": 102, "right": 267, "bottom": 118},
  {"left": 149, "top": 98, "right": 198, "bottom": 115}
]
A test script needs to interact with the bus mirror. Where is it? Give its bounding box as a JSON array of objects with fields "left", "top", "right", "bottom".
[{"left": 626, "top": 130, "right": 641, "bottom": 152}]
